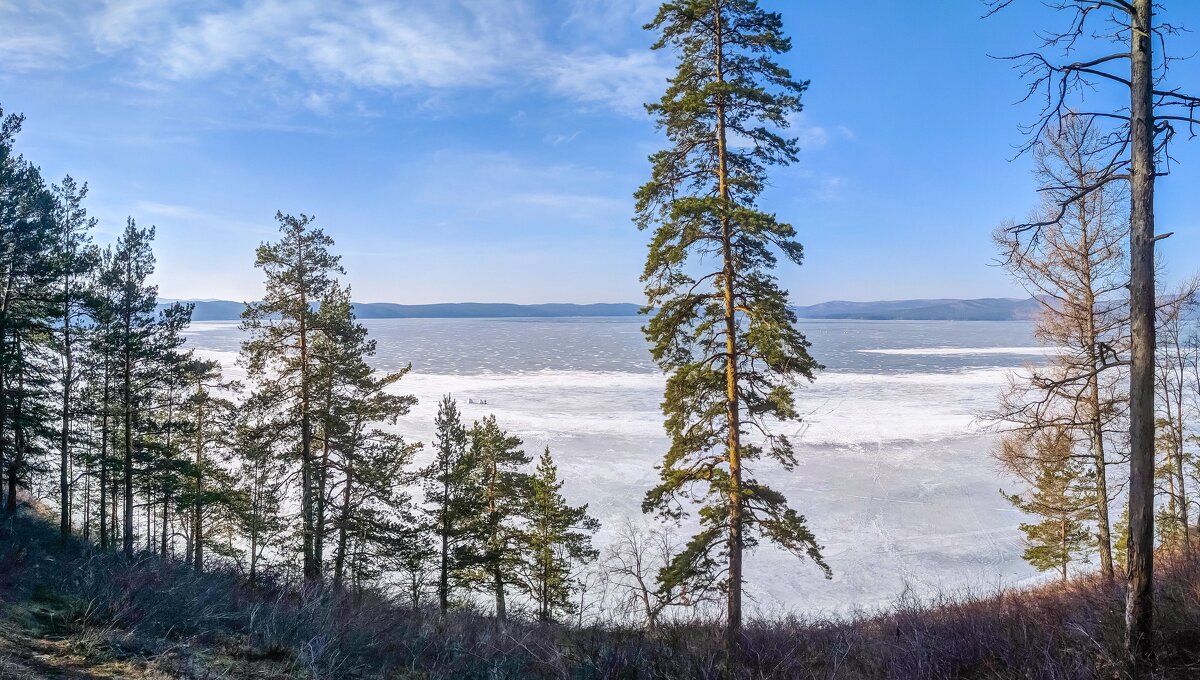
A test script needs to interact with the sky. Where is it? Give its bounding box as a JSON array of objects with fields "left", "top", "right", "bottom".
[{"left": 3, "top": 0, "right": 1200, "bottom": 305}]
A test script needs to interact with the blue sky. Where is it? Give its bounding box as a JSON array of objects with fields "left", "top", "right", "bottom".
[{"left": 4, "top": 0, "right": 1200, "bottom": 304}]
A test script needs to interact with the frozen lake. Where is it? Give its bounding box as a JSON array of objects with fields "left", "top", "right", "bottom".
[{"left": 183, "top": 316, "right": 1046, "bottom": 616}]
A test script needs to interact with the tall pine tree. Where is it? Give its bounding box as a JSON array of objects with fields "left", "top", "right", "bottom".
[
  {"left": 241, "top": 212, "right": 342, "bottom": 580},
  {"left": 49, "top": 175, "right": 98, "bottom": 542},
  {"left": 103, "top": 219, "right": 160, "bottom": 558},
  {"left": 636, "top": 0, "right": 827, "bottom": 646}
]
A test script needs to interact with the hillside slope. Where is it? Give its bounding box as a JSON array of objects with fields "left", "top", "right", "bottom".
[{"left": 1, "top": 509, "right": 1197, "bottom": 679}]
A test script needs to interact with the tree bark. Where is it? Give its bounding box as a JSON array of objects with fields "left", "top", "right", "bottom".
[
  {"left": 712, "top": 0, "right": 743, "bottom": 652},
  {"left": 60, "top": 305, "right": 72, "bottom": 543},
  {"left": 1124, "top": 0, "right": 1157, "bottom": 670},
  {"left": 193, "top": 392, "right": 204, "bottom": 571},
  {"left": 299, "top": 273, "right": 318, "bottom": 581},
  {"left": 439, "top": 470, "right": 450, "bottom": 614},
  {"left": 333, "top": 455, "right": 353, "bottom": 591},
  {"left": 122, "top": 268, "right": 134, "bottom": 558}
]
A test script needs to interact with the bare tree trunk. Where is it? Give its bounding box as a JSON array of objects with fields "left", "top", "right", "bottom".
[{"left": 1125, "top": 0, "right": 1157, "bottom": 669}]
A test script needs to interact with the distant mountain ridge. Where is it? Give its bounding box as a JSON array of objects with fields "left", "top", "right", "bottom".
[
  {"left": 161, "top": 297, "right": 1041, "bottom": 322},
  {"left": 791, "top": 297, "right": 1042, "bottom": 321}
]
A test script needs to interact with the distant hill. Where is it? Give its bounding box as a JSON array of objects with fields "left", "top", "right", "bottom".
[
  {"left": 792, "top": 297, "right": 1042, "bottom": 321},
  {"left": 161, "top": 300, "right": 644, "bottom": 321},
  {"left": 161, "top": 298, "right": 1042, "bottom": 321},
  {"left": 351, "top": 302, "right": 642, "bottom": 319}
]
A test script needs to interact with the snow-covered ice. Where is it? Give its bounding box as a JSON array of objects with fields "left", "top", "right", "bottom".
[{"left": 182, "top": 317, "right": 1046, "bottom": 616}]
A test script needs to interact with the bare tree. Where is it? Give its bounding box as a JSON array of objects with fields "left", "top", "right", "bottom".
[
  {"left": 1153, "top": 280, "right": 1198, "bottom": 551},
  {"left": 601, "top": 519, "right": 718, "bottom": 631},
  {"left": 986, "top": 0, "right": 1200, "bottom": 667},
  {"left": 993, "top": 114, "right": 1129, "bottom": 579}
]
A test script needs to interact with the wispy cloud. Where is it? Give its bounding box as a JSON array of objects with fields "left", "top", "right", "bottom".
[
  {"left": 544, "top": 51, "right": 669, "bottom": 116},
  {"left": 0, "top": 2, "right": 74, "bottom": 72},
  {"left": 6, "top": 0, "right": 668, "bottom": 118},
  {"left": 131, "top": 200, "right": 206, "bottom": 220}
]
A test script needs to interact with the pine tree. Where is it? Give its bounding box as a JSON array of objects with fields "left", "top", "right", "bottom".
[
  {"left": 470, "top": 415, "right": 531, "bottom": 622},
  {"left": 326, "top": 335, "right": 420, "bottom": 588},
  {"left": 49, "top": 175, "right": 99, "bottom": 543},
  {"left": 0, "top": 106, "right": 58, "bottom": 513},
  {"left": 83, "top": 246, "right": 119, "bottom": 550},
  {"left": 103, "top": 219, "right": 164, "bottom": 558},
  {"left": 174, "top": 357, "right": 235, "bottom": 570},
  {"left": 423, "top": 395, "right": 483, "bottom": 614},
  {"left": 1000, "top": 428, "right": 1094, "bottom": 580},
  {"left": 518, "top": 447, "right": 599, "bottom": 622},
  {"left": 241, "top": 212, "right": 343, "bottom": 580},
  {"left": 231, "top": 393, "right": 288, "bottom": 588},
  {"left": 636, "top": 0, "right": 827, "bottom": 645}
]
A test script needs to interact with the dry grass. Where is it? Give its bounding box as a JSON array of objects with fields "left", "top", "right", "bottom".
[{"left": 0, "top": 510, "right": 1197, "bottom": 679}]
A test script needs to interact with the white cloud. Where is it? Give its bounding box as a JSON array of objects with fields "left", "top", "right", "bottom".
[
  {"left": 544, "top": 50, "right": 669, "bottom": 116},
  {"left": 88, "top": 0, "right": 174, "bottom": 51},
  {"left": 131, "top": 200, "right": 206, "bottom": 220},
  {"left": 2, "top": 0, "right": 675, "bottom": 117},
  {"left": 0, "top": 2, "right": 74, "bottom": 72}
]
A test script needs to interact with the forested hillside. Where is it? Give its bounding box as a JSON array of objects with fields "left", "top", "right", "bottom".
[{"left": 4, "top": 0, "right": 1200, "bottom": 677}]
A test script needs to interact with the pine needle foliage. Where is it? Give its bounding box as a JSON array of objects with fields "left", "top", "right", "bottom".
[{"left": 635, "top": 0, "right": 828, "bottom": 639}]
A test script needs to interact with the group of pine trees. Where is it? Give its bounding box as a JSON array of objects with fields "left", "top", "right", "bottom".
[
  {"left": 0, "top": 102, "right": 601, "bottom": 624},
  {"left": 8, "top": 0, "right": 1199, "bottom": 670},
  {"left": 0, "top": 0, "right": 837, "bottom": 659}
]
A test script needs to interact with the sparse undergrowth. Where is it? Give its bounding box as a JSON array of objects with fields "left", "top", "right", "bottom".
[{"left": 0, "top": 509, "right": 1198, "bottom": 679}]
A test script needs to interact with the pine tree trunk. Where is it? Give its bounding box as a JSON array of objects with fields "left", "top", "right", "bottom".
[
  {"left": 333, "top": 457, "right": 352, "bottom": 591},
  {"left": 315, "top": 419, "right": 330, "bottom": 568},
  {"left": 438, "top": 457, "right": 451, "bottom": 614},
  {"left": 98, "top": 361, "right": 110, "bottom": 549},
  {"left": 1060, "top": 516, "right": 1069, "bottom": 581},
  {"left": 122, "top": 297, "right": 134, "bottom": 558},
  {"left": 1088, "top": 367, "right": 1114, "bottom": 579},
  {"left": 298, "top": 285, "right": 317, "bottom": 581},
  {"left": 712, "top": 1, "right": 743, "bottom": 651},
  {"left": 494, "top": 568, "right": 507, "bottom": 622},
  {"left": 60, "top": 310, "right": 72, "bottom": 543},
  {"left": 8, "top": 386, "right": 23, "bottom": 513},
  {"left": 9, "top": 352, "right": 26, "bottom": 513},
  {"left": 82, "top": 459, "right": 91, "bottom": 541},
  {"left": 192, "top": 392, "right": 204, "bottom": 570},
  {"left": 1125, "top": 0, "right": 1157, "bottom": 669},
  {"left": 161, "top": 491, "right": 170, "bottom": 557},
  {"left": 0, "top": 281, "right": 11, "bottom": 512}
]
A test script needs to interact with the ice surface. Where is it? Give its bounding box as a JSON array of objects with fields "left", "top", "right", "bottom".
[{"left": 182, "top": 318, "right": 1046, "bottom": 616}]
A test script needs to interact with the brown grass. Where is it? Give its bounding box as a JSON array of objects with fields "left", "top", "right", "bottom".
[{"left": 0, "top": 510, "right": 1197, "bottom": 679}]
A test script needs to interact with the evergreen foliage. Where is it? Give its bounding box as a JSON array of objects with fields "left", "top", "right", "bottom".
[{"left": 636, "top": 0, "right": 827, "bottom": 641}]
